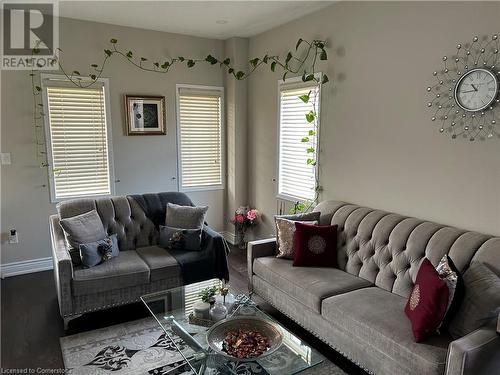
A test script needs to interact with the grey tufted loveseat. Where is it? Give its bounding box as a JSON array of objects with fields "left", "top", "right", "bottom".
[
  {"left": 248, "top": 201, "right": 500, "bottom": 375},
  {"left": 50, "top": 192, "right": 228, "bottom": 329}
]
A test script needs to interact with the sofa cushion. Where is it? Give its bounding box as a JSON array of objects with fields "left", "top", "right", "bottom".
[
  {"left": 293, "top": 222, "right": 338, "bottom": 268},
  {"left": 275, "top": 218, "right": 318, "bottom": 259},
  {"left": 322, "top": 287, "right": 451, "bottom": 372},
  {"left": 159, "top": 226, "right": 202, "bottom": 251},
  {"left": 59, "top": 209, "right": 107, "bottom": 265},
  {"left": 72, "top": 250, "right": 150, "bottom": 296},
  {"left": 405, "top": 258, "right": 449, "bottom": 342},
  {"left": 275, "top": 212, "right": 321, "bottom": 257},
  {"left": 165, "top": 203, "right": 208, "bottom": 229},
  {"left": 253, "top": 257, "right": 372, "bottom": 313},
  {"left": 136, "top": 246, "right": 182, "bottom": 282},
  {"left": 79, "top": 233, "right": 120, "bottom": 268},
  {"left": 448, "top": 261, "right": 500, "bottom": 338}
]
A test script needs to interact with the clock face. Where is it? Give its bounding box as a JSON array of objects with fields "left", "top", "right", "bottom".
[{"left": 454, "top": 68, "right": 499, "bottom": 112}]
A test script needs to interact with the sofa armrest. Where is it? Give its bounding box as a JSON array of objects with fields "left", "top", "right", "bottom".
[
  {"left": 247, "top": 238, "right": 276, "bottom": 293},
  {"left": 49, "top": 214, "right": 74, "bottom": 317},
  {"left": 445, "top": 321, "right": 500, "bottom": 375}
]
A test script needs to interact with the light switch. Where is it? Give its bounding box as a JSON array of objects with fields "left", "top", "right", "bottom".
[{"left": 1, "top": 153, "right": 11, "bottom": 165}]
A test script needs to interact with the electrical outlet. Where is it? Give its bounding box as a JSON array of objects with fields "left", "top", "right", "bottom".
[
  {"left": 9, "top": 229, "right": 18, "bottom": 244},
  {"left": 1, "top": 153, "right": 11, "bottom": 165}
]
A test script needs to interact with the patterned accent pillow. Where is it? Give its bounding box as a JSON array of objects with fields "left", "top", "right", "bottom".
[
  {"left": 159, "top": 225, "right": 203, "bottom": 251},
  {"left": 79, "top": 234, "right": 119, "bottom": 268},
  {"left": 292, "top": 222, "right": 337, "bottom": 267},
  {"left": 436, "top": 255, "right": 464, "bottom": 330},
  {"left": 405, "top": 258, "right": 449, "bottom": 342},
  {"left": 275, "top": 218, "right": 317, "bottom": 259},
  {"left": 274, "top": 211, "right": 320, "bottom": 258}
]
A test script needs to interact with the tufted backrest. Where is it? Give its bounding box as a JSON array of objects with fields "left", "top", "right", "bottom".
[
  {"left": 313, "top": 201, "right": 500, "bottom": 298},
  {"left": 57, "top": 196, "right": 157, "bottom": 251}
]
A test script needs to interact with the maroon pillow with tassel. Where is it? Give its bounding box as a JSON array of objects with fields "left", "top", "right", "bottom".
[{"left": 405, "top": 258, "right": 449, "bottom": 342}]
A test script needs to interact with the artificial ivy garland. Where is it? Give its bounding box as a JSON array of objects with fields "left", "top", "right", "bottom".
[{"left": 29, "top": 37, "right": 329, "bottom": 211}]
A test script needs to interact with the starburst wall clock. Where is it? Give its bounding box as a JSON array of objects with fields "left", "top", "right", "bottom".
[{"left": 427, "top": 34, "right": 499, "bottom": 141}]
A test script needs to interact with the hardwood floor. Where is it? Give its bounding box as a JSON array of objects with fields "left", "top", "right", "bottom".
[{"left": 1, "top": 247, "right": 365, "bottom": 374}]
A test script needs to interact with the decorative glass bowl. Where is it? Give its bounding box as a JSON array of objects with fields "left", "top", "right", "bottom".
[{"left": 206, "top": 316, "right": 283, "bottom": 361}]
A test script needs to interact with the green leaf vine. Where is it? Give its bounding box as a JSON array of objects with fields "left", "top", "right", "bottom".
[{"left": 30, "top": 37, "right": 329, "bottom": 211}]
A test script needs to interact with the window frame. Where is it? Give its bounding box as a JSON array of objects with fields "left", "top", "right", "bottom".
[
  {"left": 276, "top": 73, "right": 322, "bottom": 202},
  {"left": 41, "top": 73, "right": 115, "bottom": 203},
  {"left": 175, "top": 84, "right": 225, "bottom": 192}
]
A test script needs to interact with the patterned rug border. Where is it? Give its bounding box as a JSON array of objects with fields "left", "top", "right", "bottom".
[{"left": 60, "top": 316, "right": 346, "bottom": 375}]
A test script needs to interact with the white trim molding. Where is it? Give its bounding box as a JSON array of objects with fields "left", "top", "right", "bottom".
[
  {"left": 221, "top": 231, "right": 237, "bottom": 246},
  {"left": 1, "top": 257, "right": 53, "bottom": 278}
]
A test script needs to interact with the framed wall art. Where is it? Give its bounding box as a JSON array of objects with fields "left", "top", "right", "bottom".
[{"left": 125, "top": 95, "right": 166, "bottom": 135}]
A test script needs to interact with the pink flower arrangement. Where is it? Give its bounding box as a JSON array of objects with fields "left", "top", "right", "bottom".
[
  {"left": 247, "top": 209, "right": 258, "bottom": 221},
  {"left": 231, "top": 206, "right": 260, "bottom": 229},
  {"left": 231, "top": 206, "right": 261, "bottom": 248}
]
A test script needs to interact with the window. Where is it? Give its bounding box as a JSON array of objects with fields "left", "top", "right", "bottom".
[
  {"left": 42, "top": 75, "right": 114, "bottom": 202},
  {"left": 278, "top": 76, "right": 321, "bottom": 201},
  {"left": 176, "top": 85, "right": 224, "bottom": 191}
]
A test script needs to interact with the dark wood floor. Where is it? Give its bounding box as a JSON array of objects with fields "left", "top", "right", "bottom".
[{"left": 1, "top": 247, "right": 366, "bottom": 374}]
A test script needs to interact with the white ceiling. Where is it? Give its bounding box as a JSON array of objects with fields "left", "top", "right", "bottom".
[{"left": 59, "top": 1, "right": 333, "bottom": 39}]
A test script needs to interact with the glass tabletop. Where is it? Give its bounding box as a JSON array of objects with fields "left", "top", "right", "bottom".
[{"left": 141, "top": 279, "right": 324, "bottom": 375}]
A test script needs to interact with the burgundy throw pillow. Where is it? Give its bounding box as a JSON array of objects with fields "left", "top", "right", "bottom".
[
  {"left": 405, "top": 258, "right": 449, "bottom": 342},
  {"left": 292, "top": 222, "right": 337, "bottom": 268}
]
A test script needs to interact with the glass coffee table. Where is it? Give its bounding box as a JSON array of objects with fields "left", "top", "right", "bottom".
[{"left": 141, "top": 279, "right": 324, "bottom": 375}]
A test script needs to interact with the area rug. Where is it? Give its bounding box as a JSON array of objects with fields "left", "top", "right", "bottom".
[{"left": 60, "top": 317, "right": 346, "bottom": 375}]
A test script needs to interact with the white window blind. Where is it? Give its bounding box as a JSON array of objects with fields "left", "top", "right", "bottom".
[
  {"left": 278, "top": 81, "right": 320, "bottom": 201},
  {"left": 177, "top": 87, "right": 223, "bottom": 190},
  {"left": 44, "top": 81, "right": 113, "bottom": 201}
]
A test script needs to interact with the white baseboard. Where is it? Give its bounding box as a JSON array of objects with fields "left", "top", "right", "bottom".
[
  {"left": 1, "top": 257, "right": 53, "bottom": 278},
  {"left": 221, "top": 231, "right": 237, "bottom": 245}
]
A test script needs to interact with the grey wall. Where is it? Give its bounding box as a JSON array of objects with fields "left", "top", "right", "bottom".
[
  {"left": 3, "top": 1, "right": 500, "bottom": 265},
  {"left": 224, "top": 38, "right": 249, "bottom": 236},
  {"left": 1, "top": 17, "right": 225, "bottom": 264},
  {"left": 248, "top": 1, "right": 500, "bottom": 238}
]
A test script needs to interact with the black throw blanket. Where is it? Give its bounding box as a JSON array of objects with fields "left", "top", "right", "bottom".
[{"left": 129, "top": 192, "right": 230, "bottom": 283}]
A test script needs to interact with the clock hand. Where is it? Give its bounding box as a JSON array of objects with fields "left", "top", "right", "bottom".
[
  {"left": 470, "top": 84, "right": 478, "bottom": 91},
  {"left": 460, "top": 89, "right": 476, "bottom": 93}
]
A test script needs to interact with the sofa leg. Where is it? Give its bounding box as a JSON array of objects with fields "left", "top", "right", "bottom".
[{"left": 63, "top": 314, "right": 82, "bottom": 331}]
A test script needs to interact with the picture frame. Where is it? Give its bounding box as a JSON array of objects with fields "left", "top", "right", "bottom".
[{"left": 125, "top": 95, "right": 166, "bottom": 135}]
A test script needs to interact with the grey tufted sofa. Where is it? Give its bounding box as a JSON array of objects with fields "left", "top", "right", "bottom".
[
  {"left": 248, "top": 201, "right": 500, "bottom": 375},
  {"left": 50, "top": 192, "right": 227, "bottom": 329}
]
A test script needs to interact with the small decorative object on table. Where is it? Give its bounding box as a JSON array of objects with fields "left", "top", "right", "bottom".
[
  {"left": 206, "top": 316, "right": 283, "bottom": 361},
  {"left": 210, "top": 301, "right": 228, "bottom": 322},
  {"left": 231, "top": 206, "right": 261, "bottom": 249},
  {"left": 193, "top": 301, "right": 210, "bottom": 320},
  {"left": 199, "top": 285, "right": 218, "bottom": 306},
  {"left": 219, "top": 283, "right": 229, "bottom": 304},
  {"left": 219, "top": 282, "right": 235, "bottom": 312}
]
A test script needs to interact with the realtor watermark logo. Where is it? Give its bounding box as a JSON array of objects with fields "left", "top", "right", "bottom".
[{"left": 1, "top": 0, "right": 59, "bottom": 70}]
